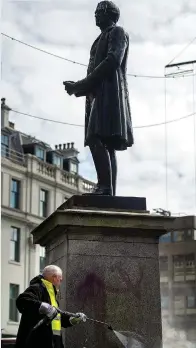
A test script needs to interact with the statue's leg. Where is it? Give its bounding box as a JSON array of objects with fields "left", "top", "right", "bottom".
[
  {"left": 89, "top": 138, "right": 112, "bottom": 195},
  {"left": 107, "top": 147, "right": 117, "bottom": 196}
]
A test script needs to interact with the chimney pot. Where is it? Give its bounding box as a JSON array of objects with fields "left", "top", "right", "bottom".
[
  {"left": 67, "top": 143, "right": 70, "bottom": 149},
  {"left": 55, "top": 145, "right": 58, "bottom": 150},
  {"left": 1, "top": 97, "right": 11, "bottom": 128},
  {"left": 63, "top": 143, "right": 66, "bottom": 150},
  {"left": 1, "top": 98, "right": 6, "bottom": 105},
  {"left": 59, "top": 144, "right": 62, "bottom": 150},
  {"left": 71, "top": 142, "right": 74, "bottom": 148}
]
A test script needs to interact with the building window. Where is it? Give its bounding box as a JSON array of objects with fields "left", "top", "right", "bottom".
[
  {"left": 173, "top": 231, "right": 184, "bottom": 242},
  {"left": 10, "top": 227, "right": 20, "bottom": 262},
  {"left": 159, "top": 232, "right": 171, "bottom": 243},
  {"left": 9, "top": 284, "right": 19, "bottom": 322},
  {"left": 10, "top": 179, "right": 20, "bottom": 209},
  {"left": 39, "top": 189, "right": 48, "bottom": 217},
  {"left": 185, "top": 254, "right": 195, "bottom": 281},
  {"left": 173, "top": 255, "right": 184, "bottom": 282},
  {"left": 173, "top": 255, "right": 184, "bottom": 269},
  {"left": 186, "top": 230, "right": 194, "bottom": 240},
  {"left": 173, "top": 254, "right": 196, "bottom": 282},
  {"left": 159, "top": 256, "right": 168, "bottom": 271},
  {"left": 70, "top": 162, "right": 77, "bottom": 174},
  {"left": 161, "top": 296, "right": 169, "bottom": 309},
  {"left": 187, "top": 296, "right": 196, "bottom": 309},
  {"left": 40, "top": 247, "right": 46, "bottom": 272},
  {"left": 53, "top": 154, "right": 61, "bottom": 167},
  {"left": 185, "top": 254, "right": 195, "bottom": 268},
  {"left": 36, "top": 147, "right": 45, "bottom": 161},
  {"left": 1, "top": 134, "right": 9, "bottom": 157},
  {"left": 174, "top": 296, "right": 184, "bottom": 315}
]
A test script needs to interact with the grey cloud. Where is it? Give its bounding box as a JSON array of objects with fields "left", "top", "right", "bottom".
[
  {"left": 120, "top": 0, "right": 196, "bottom": 45},
  {"left": 128, "top": 32, "right": 146, "bottom": 44},
  {"left": 180, "top": 0, "right": 196, "bottom": 15}
]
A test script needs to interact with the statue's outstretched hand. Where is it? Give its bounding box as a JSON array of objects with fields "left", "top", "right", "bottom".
[{"left": 63, "top": 81, "right": 76, "bottom": 96}]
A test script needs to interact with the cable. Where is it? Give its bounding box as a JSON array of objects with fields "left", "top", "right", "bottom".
[
  {"left": 11, "top": 109, "right": 84, "bottom": 127},
  {"left": 1, "top": 32, "right": 194, "bottom": 80},
  {"left": 164, "top": 70, "right": 168, "bottom": 210},
  {"left": 11, "top": 108, "right": 196, "bottom": 129},
  {"left": 192, "top": 65, "right": 196, "bottom": 211},
  {"left": 1, "top": 33, "right": 87, "bottom": 67},
  {"left": 166, "top": 36, "right": 196, "bottom": 67},
  {"left": 134, "top": 112, "right": 196, "bottom": 128}
]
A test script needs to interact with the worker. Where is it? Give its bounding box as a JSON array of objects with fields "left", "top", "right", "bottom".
[{"left": 15, "top": 264, "right": 87, "bottom": 348}]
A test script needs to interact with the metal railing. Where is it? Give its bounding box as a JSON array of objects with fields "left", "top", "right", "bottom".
[{"left": 1, "top": 146, "right": 26, "bottom": 165}]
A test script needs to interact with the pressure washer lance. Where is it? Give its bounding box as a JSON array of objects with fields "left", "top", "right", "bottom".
[
  {"left": 58, "top": 311, "right": 113, "bottom": 331},
  {"left": 33, "top": 308, "right": 79, "bottom": 330},
  {"left": 86, "top": 317, "right": 113, "bottom": 330},
  {"left": 33, "top": 309, "right": 113, "bottom": 331}
]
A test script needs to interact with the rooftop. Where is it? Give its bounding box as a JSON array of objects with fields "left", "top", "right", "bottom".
[{"left": 1, "top": 97, "right": 95, "bottom": 193}]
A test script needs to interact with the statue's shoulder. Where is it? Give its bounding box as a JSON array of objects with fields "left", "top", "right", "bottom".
[{"left": 110, "top": 25, "right": 129, "bottom": 38}]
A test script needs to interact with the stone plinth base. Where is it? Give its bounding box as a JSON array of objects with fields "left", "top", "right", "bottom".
[{"left": 31, "top": 196, "right": 195, "bottom": 348}]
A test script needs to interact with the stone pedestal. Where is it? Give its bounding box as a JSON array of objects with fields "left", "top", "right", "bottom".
[{"left": 31, "top": 196, "right": 193, "bottom": 348}]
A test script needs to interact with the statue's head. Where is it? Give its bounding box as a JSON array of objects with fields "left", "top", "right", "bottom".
[{"left": 95, "top": 1, "right": 120, "bottom": 29}]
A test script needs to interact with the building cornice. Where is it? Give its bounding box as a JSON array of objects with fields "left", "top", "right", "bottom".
[{"left": 1, "top": 205, "right": 44, "bottom": 227}]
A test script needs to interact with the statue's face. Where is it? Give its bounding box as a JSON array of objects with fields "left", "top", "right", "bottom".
[
  {"left": 95, "top": 9, "right": 106, "bottom": 27},
  {"left": 95, "top": 2, "right": 108, "bottom": 27}
]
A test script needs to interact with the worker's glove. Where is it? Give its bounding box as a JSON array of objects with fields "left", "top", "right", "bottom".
[
  {"left": 69, "top": 312, "right": 87, "bottom": 325},
  {"left": 39, "top": 302, "right": 58, "bottom": 320}
]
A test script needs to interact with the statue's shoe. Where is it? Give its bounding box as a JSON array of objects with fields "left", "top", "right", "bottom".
[{"left": 83, "top": 185, "right": 113, "bottom": 196}]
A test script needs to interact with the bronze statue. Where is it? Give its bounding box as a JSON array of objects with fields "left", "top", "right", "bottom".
[{"left": 64, "top": 1, "right": 134, "bottom": 196}]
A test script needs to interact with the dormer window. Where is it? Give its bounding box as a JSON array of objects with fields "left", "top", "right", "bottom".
[
  {"left": 1, "top": 134, "right": 9, "bottom": 158},
  {"left": 53, "top": 154, "right": 61, "bottom": 167},
  {"left": 36, "top": 147, "right": 45, "bottom": 161},
  {"left": 70, "top": 161, "right": 78, "bottom": 174}
]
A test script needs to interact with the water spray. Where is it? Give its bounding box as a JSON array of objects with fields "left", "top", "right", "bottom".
[{"left": 86, "top": 318, "right": 145, "bottom": 347}]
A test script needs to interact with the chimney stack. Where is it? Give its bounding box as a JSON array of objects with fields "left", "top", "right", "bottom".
[
  {"left": 1, "top": 98, "right": 11, "bottom": 129},
  {"left": 54, "top": 142, "right": 76, "bottom": 152}
]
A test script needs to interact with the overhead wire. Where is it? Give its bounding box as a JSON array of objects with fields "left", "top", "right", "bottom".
[
  {"left": 192, "top": 65, "right": 196, "bottom": 211},
  {"left": 1, "top": 33, "right": 87, "bottom": 67},
  {"left": 164, "top": 36, "right": 196, "bottom": 211},
  {"left": 166, "top": 36, "right": 196, "bottom": 67},
  {"left": 11, "top": 108, "right": 196, "bottom": 129},
  {"left": 164, "top": 69, "right": 168, "bottom": 210},
  {"left": 1, "top": 32, "right": 195, "bottom": 79}
]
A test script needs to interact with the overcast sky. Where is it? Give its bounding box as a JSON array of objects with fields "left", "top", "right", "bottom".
[{"left": 1, "top": 0, "right": 196, "bottom": 214}]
